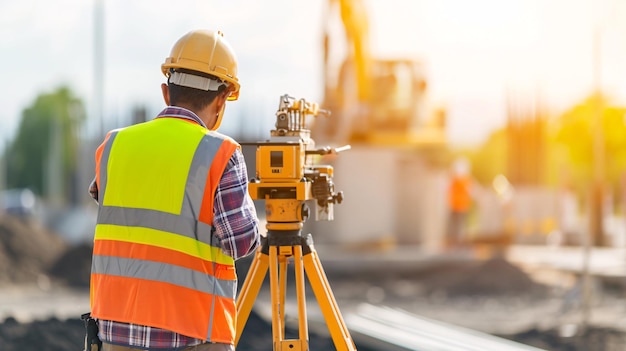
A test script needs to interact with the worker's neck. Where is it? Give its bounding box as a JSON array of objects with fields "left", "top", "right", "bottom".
[{"left": 173, "top": 103, "right": 214, "bottom": 128}]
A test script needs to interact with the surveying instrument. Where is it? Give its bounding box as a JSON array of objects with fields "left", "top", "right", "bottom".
[{"left": 235, "top": 95, "right": 356, "bottom": 351}]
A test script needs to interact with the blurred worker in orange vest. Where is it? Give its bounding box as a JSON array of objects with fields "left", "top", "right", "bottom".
[
  {"left": 446, "top": 157, "right": 473, "bottom": 248},
  {"left": 87, "top": 30, "right": 260, "bottom": 351}
]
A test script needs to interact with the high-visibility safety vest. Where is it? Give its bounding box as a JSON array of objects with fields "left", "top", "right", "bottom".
[
  {"left": 91, "top": 117, "right": 240, "bottom": 344},
  {"left": 448, "top": 176, "right": 471, "bottom": 213}
]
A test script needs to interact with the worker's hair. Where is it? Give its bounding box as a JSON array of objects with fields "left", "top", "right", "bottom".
[{"left": 167, "top": 69, "right": 227, "bottom": 111}]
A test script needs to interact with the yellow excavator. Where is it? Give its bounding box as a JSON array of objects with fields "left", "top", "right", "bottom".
[
  {"left": 314, "top": 0, "right": 446, "bottom": 147},
  {"left": 306, "top": 0, "right": 449, "bottom": 250}
]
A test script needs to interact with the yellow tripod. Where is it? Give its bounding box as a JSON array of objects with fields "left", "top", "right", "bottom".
[{"left": 235, "top": 225, "right": 357, "bottom": 351}]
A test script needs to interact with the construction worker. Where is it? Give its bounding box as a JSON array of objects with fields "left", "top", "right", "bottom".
[
  {"left": 87, "top": 30, "right": 260, "bottom": 351},
  {"left": 446, "top": 157, "right": 473, "bottom": 248}
]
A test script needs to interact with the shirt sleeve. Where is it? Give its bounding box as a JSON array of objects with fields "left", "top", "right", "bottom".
[
  {"left": 213, "top": 148, "right": 261, "bottom": 260},
  {"left": 88, "top": 176, "right": 99, "bottom": 203},
  {"left": 89, "top": 136, "right": 110, "bottom": 205}
]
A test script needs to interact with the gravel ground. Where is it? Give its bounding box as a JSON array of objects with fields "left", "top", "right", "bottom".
[
  {"left": 2, "top": 215, "right": 626, "bottom": 350},
  {"left": 2, "top": 253, "right": 626, "bottom": 351}
]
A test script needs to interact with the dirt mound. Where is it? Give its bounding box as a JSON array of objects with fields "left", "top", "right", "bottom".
[
  {"left": 499, "top": 326, "right": 626, "bottom": 351},
  {"left": 444, "top": 257, "right": 547, "bottom": 296},
  {"left": 0, "top": 215, "right": 67, "bottom": 285},
  {"left": 411, "top": 257, "right": 547, "bottom": 297},
  {"left": 0, "top": 317, "right": 84, "bottom": 351},
  {"left": 48, "top": 243, "right": 93, "bottom": 288}
]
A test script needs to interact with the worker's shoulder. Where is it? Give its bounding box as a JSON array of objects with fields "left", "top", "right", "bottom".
[{"left": 207, "top": 130, "right": 240, "bottom": 146}]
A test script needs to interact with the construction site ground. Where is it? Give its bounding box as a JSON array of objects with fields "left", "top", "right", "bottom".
[{"left": 1, "top": 214, "right": 626, "bottom": 350}]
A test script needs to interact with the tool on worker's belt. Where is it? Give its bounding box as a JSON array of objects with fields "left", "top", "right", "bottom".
[
  {"left": 81, "top": 312, "right": 102, "bottom": 351},
  {"left": 236, "top": 95, "right": 356, "bottom": 351}
]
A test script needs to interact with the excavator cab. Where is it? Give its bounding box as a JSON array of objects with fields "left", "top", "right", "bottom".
[
  {"left": 367, "top": 59, "right": 428, "bottom": 134},
  {"left": 318, "top": 0, "right": 445, "bottom": 147}
]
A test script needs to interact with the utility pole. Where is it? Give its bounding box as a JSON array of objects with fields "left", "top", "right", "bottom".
[
  {"left": 94, "top": 0, "right": 105, "bottom": 139},
  {"left": 46, "top": 112, "right": 64, "bottom": 207},
  {"left": 0, "top": 137, "right": 6, "bottom": 192},
  {"left": 581, "top": 22, "right": 605, "bottom": 336},
  {"left": 590, "top": 26, "right": 606, "bottom": 248}
]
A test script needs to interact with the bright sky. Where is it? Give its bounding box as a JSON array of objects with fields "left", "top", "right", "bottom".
[{"left": 2, "top": 0, "right": 626, "bottom": 148}]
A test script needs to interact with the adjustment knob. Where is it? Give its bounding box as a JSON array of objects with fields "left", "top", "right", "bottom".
[{"left": 300, "top": 203, "right": 310, "bottom": 221}]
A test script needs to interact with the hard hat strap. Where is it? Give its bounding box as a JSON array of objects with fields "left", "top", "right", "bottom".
[{"left": 169, "top": 71, "right": 226, "bottom": 92}]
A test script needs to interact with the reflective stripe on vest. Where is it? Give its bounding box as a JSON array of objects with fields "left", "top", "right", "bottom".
[{"left": 90, "top": 118, "right": 239, "bottom": 343}]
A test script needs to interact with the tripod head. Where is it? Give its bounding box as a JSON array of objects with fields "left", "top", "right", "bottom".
[{"left": 248, "top": 95, "right": 349, "bottom": 231}]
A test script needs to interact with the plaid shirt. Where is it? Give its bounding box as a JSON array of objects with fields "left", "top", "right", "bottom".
[{"left": 93, "top": 107, "right": 260, "bottom": 349}]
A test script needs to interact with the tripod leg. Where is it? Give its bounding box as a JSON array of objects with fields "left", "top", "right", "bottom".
[
  {"left": 270, "top": 246, "right": 308, "bottom": 351},
  {"left": 303, "top": 247, "right": 357, "bottom": 351},
  {"left": 268, "top": 245, "right": 284, "bottom": 349},
  {"left": 278, "top": 254, "right": 288, "bottom": 340},
  {"left": 236, "top": 248, "right": 269, "bottom": 346},
  {"left": 293, "top": 245, "right": 309, "bottom": 349}
]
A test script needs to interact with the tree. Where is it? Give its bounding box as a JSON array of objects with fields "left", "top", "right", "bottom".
[
  {"left": 463, "top": 129, "right": 508, "bottom": 186},
  {"left": 552, "top": 94, "right": 626, "bottom": 199},
  {"left": 465, "top": 94, "right": 626, "bottom": 193},
  {"left": 552, "top": 94, "right": 626, "bottom": 246},
  {"left": 4, "top": 86, "right": 85, "bottom": 204}
]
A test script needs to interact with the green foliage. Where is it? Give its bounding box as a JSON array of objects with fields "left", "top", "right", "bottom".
[
  {"left": 463, "top": 129, "right": 508, "bottom": 186},
  {"left": 4, "top": 86, "right": 85, "bottom": 199},
  {"left": 552, "top": 94, "right": 626, "bottom": 198},
  {"left": 460, "top": 93, "right": 626, "bottom": 206}
]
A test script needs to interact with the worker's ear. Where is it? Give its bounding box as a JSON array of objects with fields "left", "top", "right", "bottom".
[
  {"left": 215, "top": 89, "right": 229, "bottom": 111},
  {"left": 161, "top": 83, "right": 170, "bottom": 105}
]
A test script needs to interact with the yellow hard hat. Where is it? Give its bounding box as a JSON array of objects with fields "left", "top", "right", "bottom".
[{"left": 162, "top": 30, "right": 240, "bottom": 101}]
